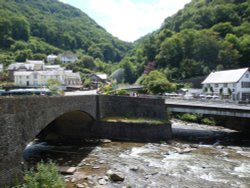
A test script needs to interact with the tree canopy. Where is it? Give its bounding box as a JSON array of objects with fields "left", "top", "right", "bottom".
[
  {"left": 0, "top": 0, "right": 132, "bottom": 64},
  {"left": 126, "top": 0, "right": 250, "bottom": 83}
]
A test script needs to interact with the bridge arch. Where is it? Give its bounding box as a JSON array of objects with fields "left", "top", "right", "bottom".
[{"left": 36, "top": 110, "right": 95, "bottom": 142}]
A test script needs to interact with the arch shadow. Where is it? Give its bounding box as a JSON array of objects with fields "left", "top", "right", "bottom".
[{"left": 23, "top": 110, "right": 98, "bottom": 165}]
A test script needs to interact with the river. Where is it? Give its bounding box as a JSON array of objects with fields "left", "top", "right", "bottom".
[{"left": 23, "top": 120, "right": 250, "bottom": 188}]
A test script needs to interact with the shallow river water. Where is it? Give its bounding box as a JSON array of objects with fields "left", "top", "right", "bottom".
[{"left": 24, "top": 120, "right": 250, "bottom": 188}]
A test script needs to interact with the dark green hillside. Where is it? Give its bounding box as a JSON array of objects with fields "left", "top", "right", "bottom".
[
  {"left": 0, "top": 0, "right": 132, "bottom": 65},
  {"left": 124, "top": 0, "right": 250, "bottom": 84}
]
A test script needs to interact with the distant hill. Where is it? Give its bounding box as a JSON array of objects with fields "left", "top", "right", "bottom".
[
  {"left": 124, "top": 0, "right": 250, "bottom": 83},
  {"left": 0, "top": 0, "right": 132, "bottom": 64}
]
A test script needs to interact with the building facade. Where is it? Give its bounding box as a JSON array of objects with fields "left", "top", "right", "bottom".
[
  {"left": 202, "top": 68, "right": 250, "bottom": 101},
  {"left": 58, "top": 53, "right": 78, "bottom": 64},
  {"left": 14, "top": 70, "right": 82, "bottom": 88},
  {"left": 10, "top": 61, "right": 82, "bottom": 89},
  {"left": 46, "top": 54, "right": 58, "bottom": 63}
]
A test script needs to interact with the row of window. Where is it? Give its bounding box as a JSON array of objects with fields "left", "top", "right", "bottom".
[
  {"left": 16, "top": 75, "right": 60, "bottom": 80},
  {"left": 241, "top": 82, "right": 250, "bottom": 88},
  {"left": 214, "top": 83, "right": 228, "bottom": 88},
  {"left": 206, "top": 82, "right": 250, "bottom": 89}
]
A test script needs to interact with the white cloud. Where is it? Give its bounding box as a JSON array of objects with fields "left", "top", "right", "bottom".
[{"left": 59, "top": 0, "right": 191, "bottom": 42}]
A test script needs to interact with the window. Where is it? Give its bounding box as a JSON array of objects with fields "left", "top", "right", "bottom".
[
  {"left": 223, "top": 83, "right": 228, "bottom": 87},
  {"left": 26, "top": 76, "right": 29, "bottom": 79},
  {"left": 246, "top": 74, "right": 249, "bottom": 78},
  {"left": 34, "top": 74, "right": 37, "bottom": 79},
  {"left": 241, "top": 82, "right": 250, "bottom": 88},
  {"left": 215, "top": 84, "right": 219, "bottom": 88}
]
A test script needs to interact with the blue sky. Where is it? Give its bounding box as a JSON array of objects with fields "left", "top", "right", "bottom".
[{"left": 59, "top": 0, "right": 191, "bottom": 42}]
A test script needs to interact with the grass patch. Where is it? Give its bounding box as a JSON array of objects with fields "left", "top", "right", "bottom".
[
  {"left": 14, "top": 161, "right": 64, "bottom": 188},
  {"left": 101, "top": 116, "right": 169, "bottom": 125},
  {"left": 172, "top": 112, "right": 216, "bottom": 126}
]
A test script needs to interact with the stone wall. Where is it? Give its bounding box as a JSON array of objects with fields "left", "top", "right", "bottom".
[
  {"left": 98, "top": 95, "right": 167, "bottom": 119},
  {"left": 92, "top": 121, "right": 172, "bottom": 142}
]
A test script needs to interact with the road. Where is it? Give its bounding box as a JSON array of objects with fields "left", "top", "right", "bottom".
[{"left": 165, "top": 98, "right": 250, "bottom": 110}]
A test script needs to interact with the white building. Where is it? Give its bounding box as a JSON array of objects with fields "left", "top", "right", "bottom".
[
  {"left": 64, "top": 70, "right": 82, "bottom": 86},
  {"left": 26, "top": 60, "right": 44, "bottom": 70},
  {"left": 202, "top": 68, "right": 250, "bottom": 101},
  {"left": 14, "top": 71, "right": 62, "bottom": 87},
  {"left": 47, "top": 54, "right": 58, "bottom": 63},
  {"left": 58, "top": 53, "right": 78, "bottom": 64},
  {"left": 14, "top": 70, "right": 82, "bottom": 88},
  {"left": 8, "top": 60, "right": 45, "bottom": 81},
  {"left": 44, "top": 65, "right": 65, "bottom": 71}
]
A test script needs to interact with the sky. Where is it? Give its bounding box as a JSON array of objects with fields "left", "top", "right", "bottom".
[{"left": 59, "top": 0, "right": 191, "bottom": 42}]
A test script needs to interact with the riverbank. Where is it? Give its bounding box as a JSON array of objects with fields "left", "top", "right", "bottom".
[{"left": 24, "top": 119, "right": 250, "bottom": 188}]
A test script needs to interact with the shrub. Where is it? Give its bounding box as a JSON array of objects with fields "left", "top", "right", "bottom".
[
  {"left": 201, "top": 117, "right": 215, "bottom": 125},
  {"left": 179, "top": 113, "right": 198, "bottom": 122},
  {"left": 14, "top": 161, "right": 64, "bottom": 188}
]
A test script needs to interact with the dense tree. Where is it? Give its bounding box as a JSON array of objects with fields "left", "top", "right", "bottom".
[
  {"left": 0, "top": 0, "right": 132, "bottom": 63},
  {"left": 127, "top": 0, "right": 250, "bottom": 82},
  {"left": 140, "top": 70, "right": 176, "bottom": 94}
]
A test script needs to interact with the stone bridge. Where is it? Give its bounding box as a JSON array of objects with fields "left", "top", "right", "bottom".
[{"left": 0, "top": 95, "right": 171, "bottom": 186}]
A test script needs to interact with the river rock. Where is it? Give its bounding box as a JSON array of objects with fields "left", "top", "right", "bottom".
[
  {"left": 98, "top": 178, "right": 107, "bottom": 185},
  {"left": 179, "top": 148, "right": 192, "bottom": 154},
  {"left": 76, "top": 184, "right": 85, "bottom": 188},
  {"left": 106, "top": 170, "right": 125, "bottom": 182},
  {"left": 58, "top": 166, "right": 76, "bottom": 175},
  {"left": 129, "top": 166, "right": 139, "bottom": 171},
  {"left": 100, "top": 139, "right": 112, "bottom": 143}
]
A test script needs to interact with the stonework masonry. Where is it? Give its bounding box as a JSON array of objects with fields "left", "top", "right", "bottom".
[{"left": 0, "top": 95, "right": 171, "bottom": 186}]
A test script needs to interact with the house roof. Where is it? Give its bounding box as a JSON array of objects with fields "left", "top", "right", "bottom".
[
  {"left": 47, "top": 54, "right": 58, "bottom": 58},
  {"left": 202, "top": 68, "right": 249, "bottom": 84},
  {"left": 26, "top": 60, "right": 44, "bottom": 64},
  {"left": 8, "top": 63, "right": 34, "bottom": 70},
  {"left": 14, "top": 71, "right": 33, "bottom": 76},
  {"left": 96, "top": 74, "right": 107, "bottom": 80}
]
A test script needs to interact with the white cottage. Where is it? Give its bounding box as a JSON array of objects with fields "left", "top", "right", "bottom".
[
  {"left": 202, "top": 68, "right": 250, "bottom": 101},
  {"left": 47, "top": 54, "right": 58, "bottom": 63},
  {"left": 58, "top": 53, "right": 78, "bottom": 64},
  {"left": 14, "top": 69, "right": 82, "bottom": 89}
]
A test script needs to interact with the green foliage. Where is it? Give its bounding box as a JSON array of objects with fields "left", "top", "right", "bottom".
[
  {"left": 141, "top": 70, "right": 176, "bottom": 94},
  {"left": 0, "top": 0, "right": 132, "bottom": 63},
  {"left": 209, "top": 86, "right": 214, "bottom": 93},
  {"left": 113, "top": 89, "right": 129, "bottom": 96},
  {"left": 201, "top": 117, "right": 215, "bottom": 125},
  {"left": 14, "top": 161, "right": 64, "bottom": 188},
  {"left": 101, "top": 116, "right": 169, "bottom": 125},
  {"left": 179, "top": 113, "right": 199, "bottom": 122},
  {"left": 128, "top": 0, "right": 250, "bottom": 81},
  {"left": 119, "top": 58, "right": 137, "bottom": 84},
  {"left": 174, "top": 113, "right": 216, "bottom": 125},
  {"left": 98, "top": 84, "right": 113, "bottom": 95},
  {"left": 46, "top": 79, "right": 61, "bottom": 94}
]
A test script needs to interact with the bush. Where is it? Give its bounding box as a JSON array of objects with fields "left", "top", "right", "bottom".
[
  {"left": 14, "top": 161, "right": 64, "bottom": 188},
  {"left": 113, "top": 89, "right": 129, "bottom": 95},
  {"left": 201, "top": 117, "right": 215, "bottom": 125},
  {"left": 179, "top": 113, "right": 199, "bottom": 122}
]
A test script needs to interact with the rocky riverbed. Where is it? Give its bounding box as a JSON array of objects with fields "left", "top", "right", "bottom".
[{"left": 24, "top": 120, "right": 250, "bottom": 188}]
